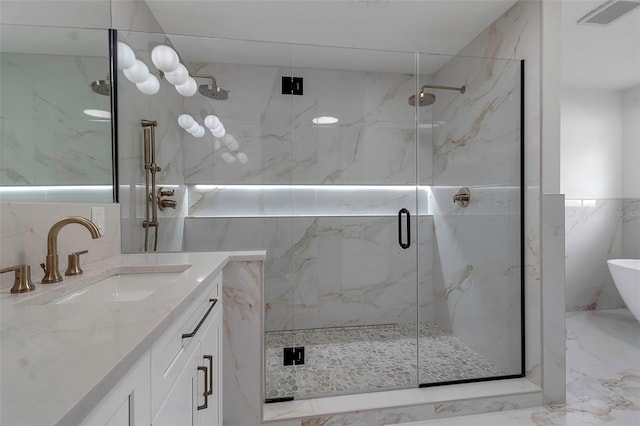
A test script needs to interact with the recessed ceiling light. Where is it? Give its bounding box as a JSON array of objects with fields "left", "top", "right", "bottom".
[
  {"left": 83, "top": 109, "right": 111, "bottom": 119},
  {"left": 312, "top": 116, "right": 339, "bottom": 125}
]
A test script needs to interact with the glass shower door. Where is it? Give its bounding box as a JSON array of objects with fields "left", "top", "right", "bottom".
[
  {"left": 417, "top": 53, "right": 524, "bottom": 386},
  {"left": 285, "top": 45, "right": 419, "bottom": 399}
]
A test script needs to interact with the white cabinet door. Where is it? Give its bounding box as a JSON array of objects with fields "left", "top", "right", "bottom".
[
  {"left": 198, "top": 307, "right": 222, "bottom": 426},
  {"left": 80, "top": 351, "right": 151, "bottom": 426},
  {"left": 152, "top": 342, "right": 202, "bottom": 426}
]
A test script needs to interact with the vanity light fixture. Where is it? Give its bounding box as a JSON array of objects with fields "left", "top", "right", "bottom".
[
  {"left": 312, "top": 116, "right": 339, "bottom": 125},
  {"left": 117, "top": 41, "right": 159, "bottom": 95},
  {"left": 151, "top": 45, "right": 180, "bottom": 73},
  {"left": 177, "top": 114, "right": 205, "bottom": 138}
]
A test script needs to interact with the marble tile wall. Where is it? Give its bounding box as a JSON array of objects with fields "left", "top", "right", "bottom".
[
  {"left": 116, "top": 31, "right": 186, "bottom": 253},
  {"left": 0, "top": 202, "right": 121, "bottom": 290},
  {"left": 183, "top": 62, "right": 417, "bottom": 185},
  {"left": 184, "top": 216, "right": 434, "bottom": 332},
  {"left": 0, "top": 53, "right": 112, "bottom": 187},
  {"left": 622, "top": 199, "right": 640, "bottom": 258},
  {"left": 429, "top": 186, "right": 522, "bottom": 374},
  {"left": 565, "top": 198, "right": 640, "bottom": 311},
  {"left": 425, "top": 3, "right": 529, "bottom": 376},
  {"left": 426, "top": 0, "right": 543, "bottom": 391},
  {"left": 223, "top": 260, "right": 264, "bottom": 426},
  {"left": 181, "top": 59, "right": 432, "bottom": 331}
]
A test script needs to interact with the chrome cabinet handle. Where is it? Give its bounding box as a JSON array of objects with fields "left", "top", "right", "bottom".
[
  {"left": 197, "top": 366, "right": 209, "bottom": 410},
  {"left": 203, "top": 355, "right": 213, "bottom": 396},
  {"left": 182, "top": 299, "right": 218, "bottom": 339}
]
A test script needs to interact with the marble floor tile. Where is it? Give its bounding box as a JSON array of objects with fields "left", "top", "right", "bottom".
[
  {"left": 399, "top": 309, "right": 640, "bottom": 426},
  {"left": 265, "top": 322, "right": 503, "bottom": 400}
]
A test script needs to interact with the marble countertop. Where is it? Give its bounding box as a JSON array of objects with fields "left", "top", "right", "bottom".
[{"left": 0, "top": 251, "right": 265, "bottom": 426}]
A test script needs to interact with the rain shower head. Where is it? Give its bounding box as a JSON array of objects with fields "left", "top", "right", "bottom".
[
  {"left": 198, "top": 83, "right": 229, "bottom": 100},
  {"left": 409, "top": 83, "right": 466, "bottom": 107},
  {"left": 90, "top": 79, "right": 110, "bottom": 96},
  {"left": 190, "top": 73, "right": 229, "bottom": 100},
  {"left": 409, "top": 92, "right": 435, "bottom": 107}
]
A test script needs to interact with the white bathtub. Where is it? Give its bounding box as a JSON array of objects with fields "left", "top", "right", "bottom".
[{"left": 607, "top": 259, "right": 640, "bottom": 322}]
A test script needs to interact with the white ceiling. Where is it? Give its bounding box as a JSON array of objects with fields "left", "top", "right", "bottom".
[
  {"left": 144, "top": 0, "right": 519, "bottom": 74},
  {"left": 1, "top": 1, "right": 637, "bottom": 89},
  {"left": 562, "top": 0, "right": 640, "bottom": 90}
]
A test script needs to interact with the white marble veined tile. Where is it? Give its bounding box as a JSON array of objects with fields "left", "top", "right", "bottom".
[
  {"left": 223, "top": 260, "right": 263, "bottom": 426},
  {"left": 183, "top": 215, "right": 433, "bottom": 332},
  {"left": 397, "top": 310, "right": 640, "bottom": 426},
  {"left": 187, "top": 184, "right": 421, "bottom": 217},
  {"left": 0, "top": 202, "right": 121, "bottom": 290},
  {"left": 622, "top": 199, "right": 640, "bottom": 258},
  {"left": 565, "top": 199, "right": 624, "bottom": 311},
  {"left": 0, "top": 53, "right": 112, "bottom": 187}
]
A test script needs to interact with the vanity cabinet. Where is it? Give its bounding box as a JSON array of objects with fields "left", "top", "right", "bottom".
[
  {"left": 152, "top": 305, "right": 222, "bottom": 426},
  {"left": 80, "top": 273, "right": 222, "bottom": 426},
  {"left": 79, "top": 351, "right": 151, "bottom": 426}
]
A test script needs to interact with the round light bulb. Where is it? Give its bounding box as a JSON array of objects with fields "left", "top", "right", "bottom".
[
  {"left": 211, "top": 124, "right": 226, "bottom": 139},
  {"left": 136, "top": 74, "right": 160, "bottom": 95},
  {"left": 151, "top": 45, "right": 179, "bottom": 73},
  {"left": 204, "top": 114, "right": 221, "bottom": 129},
  {"left": 186, "top": 122, "right": 200, "bottom": 134},
  {"left": 164, "top": 63, "right": 189, "bottom": 86},
  {"left": 123, "top": 60, "right": 150, "bottom": 84},
  {"left": 208, "top": 122, "right": 223, "bottom": 134},
  {"left": 237, "top": 152, "right": 248, "bottom": 164},
  {"left": 221, "top": 152, "right": 236, "bottom": 163},
  {"left": 223, "top": 134, "right": 239, "bottom": 151},
  {"left": 192, "top": 126, "right": 206, "bottom": 138},
  {"left": 175, "top": 77, "right": 197, "bottom": 97},
  {"left": 117, "top": 42, "right": 136, "bottom": 70},
  {"left": 178, "top": 114, "right": 195, "bottom": 129}
]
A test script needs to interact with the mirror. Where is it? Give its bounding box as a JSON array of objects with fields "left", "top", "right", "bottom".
[{"left": 0, "top": 24, "right": 114, "bottom": 202}]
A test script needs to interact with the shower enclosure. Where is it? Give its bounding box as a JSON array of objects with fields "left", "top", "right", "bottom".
[{"left": 116, "top": 31, "right": 524, "bottom": 401}]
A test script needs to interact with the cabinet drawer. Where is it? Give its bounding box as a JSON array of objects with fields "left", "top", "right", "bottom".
[{"left": 151, "top": 273, "right": 221, "bottom": 414}]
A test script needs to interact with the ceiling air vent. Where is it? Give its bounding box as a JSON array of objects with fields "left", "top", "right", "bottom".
[{"left": 577, "top": 0, "right": 640, "bottom": 25}]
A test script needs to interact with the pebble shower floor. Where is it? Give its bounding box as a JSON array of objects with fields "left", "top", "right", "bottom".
[{"left": 265, "top": 322, "right": 504, "bottom": 400}]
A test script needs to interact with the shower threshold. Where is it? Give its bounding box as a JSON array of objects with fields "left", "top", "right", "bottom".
[{"left": 265, "top": 322, "right": 504, "bottom": 401}]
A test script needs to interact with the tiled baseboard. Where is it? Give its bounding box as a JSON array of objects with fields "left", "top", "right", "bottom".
[{"left": 263, "top": 378, "right": 542, "bottom": 425}]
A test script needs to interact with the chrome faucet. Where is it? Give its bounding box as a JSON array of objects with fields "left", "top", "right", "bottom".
[{"left": 41, "top": 216, "right": 101, "bottom": 284}]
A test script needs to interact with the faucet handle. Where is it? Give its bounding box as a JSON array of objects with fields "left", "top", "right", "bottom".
[
  {"left": 1, "top": 264, "right": 36, "bottom": 294},
  {"left": 158, "top": 187, "right": 175, "bottom": 197},
  {"left": 65, "top": 250, "right": 89, "bottom": 276}
]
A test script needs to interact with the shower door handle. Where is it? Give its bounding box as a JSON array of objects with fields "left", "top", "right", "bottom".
[{"left": 398, "top": 208, "right": 411, "bottom": 249}]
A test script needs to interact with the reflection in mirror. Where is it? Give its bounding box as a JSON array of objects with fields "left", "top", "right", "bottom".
[{"left": 0, "top": 24, "right": 113, "bottom": 202}]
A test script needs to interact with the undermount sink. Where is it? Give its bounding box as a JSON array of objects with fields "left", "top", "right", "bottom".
[{"left": 21, "top": 264, "right": 192, "bottom": 305}]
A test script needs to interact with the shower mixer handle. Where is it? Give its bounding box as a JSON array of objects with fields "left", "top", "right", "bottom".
[
  {"left": 453, "top": 187, "right": 471, "bottom": 208},
  {"left": 157, "top": 187, "right": 177, "bottom": 211},
  {"left": 158, "top": 199, "right": 177, "bottom": 210}
]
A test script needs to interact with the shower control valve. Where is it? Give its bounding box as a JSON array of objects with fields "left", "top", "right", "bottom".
[
  {"left": 453, "top": 187, "right": 471, "bottom": 208},
  {"left": 158, "top": 199, "right": 177, "bottom": 210},
  {"left": 157, "top": 186, "right": 177, "bottom": 211}
]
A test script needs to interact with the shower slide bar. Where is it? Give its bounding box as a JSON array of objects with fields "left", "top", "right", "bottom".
[
  {"left": 141, "top": 119, "right": 177, "bottom": 251},
  {"left": 141, "top": 119, "right": 160, "bottom": 252}
]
